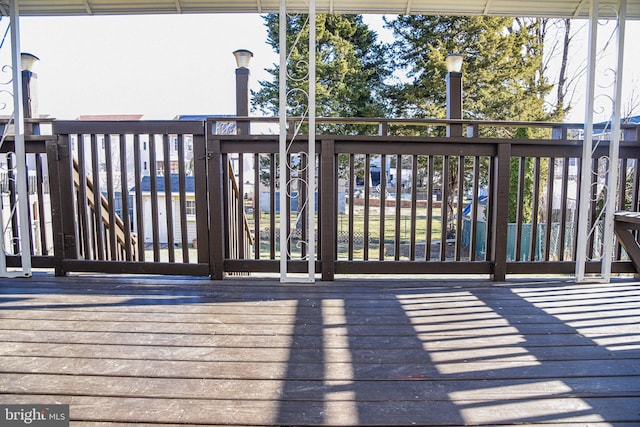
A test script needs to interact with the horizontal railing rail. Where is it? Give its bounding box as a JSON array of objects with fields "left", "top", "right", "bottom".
[{"left": 209, "top": 115, "right": 639, "bottom": 138}]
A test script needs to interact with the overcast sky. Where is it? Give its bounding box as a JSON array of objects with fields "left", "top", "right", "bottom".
[{"left": 14, "top": 14, "right": 640, "bottom": 123}]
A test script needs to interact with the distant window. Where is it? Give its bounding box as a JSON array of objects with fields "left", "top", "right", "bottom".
[
  {"left": 143, "top": 141, "right": 147, "bottom": 151},
  {"left": 28, "top": 175, "right": 37, "bottom": 195},
  {"left": 186, "top": 200, "right": 196, "bottom": 215},
  {"left": 174, "top": 137, "right": 179, "bottom": 152},
  {"left": 143, "top": 161, "right": 147, "bottom": 171}
]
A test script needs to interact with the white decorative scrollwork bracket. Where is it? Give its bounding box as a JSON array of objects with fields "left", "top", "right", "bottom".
[
  {"left": 575, "top": 0, "right": 627, "bottom": 283},
  {"left": 279, "top": 0, "right": 316, "bottom": 283}
]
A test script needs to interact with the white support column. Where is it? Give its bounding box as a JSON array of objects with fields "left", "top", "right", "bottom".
[
  {"left": 278, "top": 0, "right": 317, "bottom": 283},
  {"left": 602, "top": 0, "right": 626, "bottom": 280},
  {"left": 1, "top": 0, "right": 32, "bottom": 277},
  {"left": 307, "top": 1, "right": 316, "bottom": 282},
  {"left": 278, "top": 0, "right": 287, "bottom": 281},
  {"left": 575, "top": 0, "right": 599, "bottom": 282},
  {"left": 575, "top": 0, "right": 626, "bottom": 283}
]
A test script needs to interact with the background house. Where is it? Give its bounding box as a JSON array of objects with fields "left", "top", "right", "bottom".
[{"left": 131, "top": 174, "right": 197, "bottom": 246}]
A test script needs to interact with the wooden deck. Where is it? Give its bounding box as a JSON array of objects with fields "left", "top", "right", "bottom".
[{"left": 1, "top": 275, "right": 639, "bottom": 426}]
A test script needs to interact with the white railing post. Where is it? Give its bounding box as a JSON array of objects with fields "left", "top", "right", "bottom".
[
  {"left": 0, "top": 0, "right": 32, "bottom": 277},
  {"left": 576, "top": 0, "right": 627, "bottom": 283},
  {"left": 279, "top": 0, "right": 316, "bottom": 283}
]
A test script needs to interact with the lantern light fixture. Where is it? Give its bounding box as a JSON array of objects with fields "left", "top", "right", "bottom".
[
  {"left": 233, "top": 49, "right": 253, "bottom": 69},
  {"left": 445, "top": 53, "right": 463, "bottom": 73}
]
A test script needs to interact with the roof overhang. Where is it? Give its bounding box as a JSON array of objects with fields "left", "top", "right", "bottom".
[{"left": 5, "top": 0, "right": 640, "bottom": 19}]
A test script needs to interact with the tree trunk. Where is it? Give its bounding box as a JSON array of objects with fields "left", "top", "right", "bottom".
[{"left": 556, "top": 19, "right": 571, "bottom": 110}]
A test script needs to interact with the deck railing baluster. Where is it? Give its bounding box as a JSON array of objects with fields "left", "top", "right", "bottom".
[
  {"left": 237, "top": 152, "right": 245, "bottom": 260},
  {"left": 253, "top": 153, "right": 260, "bottom": 260},
  {"left": 616, "top": 158, "right": 629, "bottom": 261},
  {"left": 320, "top": 139, "right": 336, "bottom": 280},
  {"left": 544, "top": 157, "right": 555, "bottom": 261},
  {"left": 425, "top": 155, "right": 434, "bottom": 261},
  {"left": 363, "top": 153, "right": 370, "bottom": 261},
  {"left": 410, "top": 154, "right": 418, "bottom": 261},
  {"left": 7, "top": 153, "right": 19, "bottom": 254},
  {"left": 177, "top": 134, "right": 189, "bottom": 263},
  {"left": 299, "top": 152, "right": 307, "bottom": 260},
  {"left": 75, "top": 135, "right": 90, "bottom": 259},
  {"left": 530, "top": 157, "right": 541, "bottom": 262},
  {"left": 163, "top": 134, "right": 175, "bottom": 263},
  {"left": 589, "top": 157, "right": 601, "bottom": 261},
  {"left": 559, "top": 157, "right": 570, "bottom": 261},
  {"left": 133, "top": 134, "right": 145, "bottom": 262},
  {"left": 632, "top": 158, "right": 640, "bottom": 212},
  {"left": 470, "top": 156, "right": 480, "bottom": 261},
  {"left": 119, "top": 133, "right": 132, "bottom": 261},
  {"left": 88, "top": 134, "right": 102, "bottom": 260},
  {"left": 35, "top": 153, "right": 48, "bottom": 256},
  {"left": 514, "top": 157, "right": 526, "bottom": 262},
  {"left": 104, "top": 134, "right": 117, "bottom": 260},
  {"left": 149, "top": 134, "right": 160, "bottom": 262},
  {"left": 222, "top": 152, "right": 232, "bottom": 261},
  {"left": 441, "top": 155, "right": 449, "bottom": 261},
  {"left": 379, "top": 153, "right": 386, "bottom": 261},
  {"left": 455, "top": 155, "right": 465, "bottom": 261},
  {"left": 348, "top": 153, "right": 355, "bottom": 260},
  {"left": 394, "top": 154, "right": 401, "bottom": 261},
  {"left": 269, "top": 153, "right": 276, "bottom": 260}
]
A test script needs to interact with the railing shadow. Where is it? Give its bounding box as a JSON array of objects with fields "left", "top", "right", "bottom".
[
  {"left": 1, "top": 276, "right": 639, "bottom": 425},
  {"left": 275, "top": 280, "right": 640, "bottom": 425}
]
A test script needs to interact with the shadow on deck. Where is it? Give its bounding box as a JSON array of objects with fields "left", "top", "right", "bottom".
[{"left": 0, "top": 274, "right": 639, "bottom": 426}]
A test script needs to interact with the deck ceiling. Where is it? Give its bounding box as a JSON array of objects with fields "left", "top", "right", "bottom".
[{"left": 7, "top": 0, "right": 640, "bottom": 19}]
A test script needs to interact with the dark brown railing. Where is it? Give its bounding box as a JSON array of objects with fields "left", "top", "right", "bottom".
[
  {"left": 51, "top": 120, "right": 211, "bottom": 276},
  {"left": 212, "top": 117, "right": 640, "bottom": 280},
  {"left": 3, "top": 117, "right": 638, "bottom": 280},
  {"left": 0, "top": 119, "right": 55, "bottom": 269}
]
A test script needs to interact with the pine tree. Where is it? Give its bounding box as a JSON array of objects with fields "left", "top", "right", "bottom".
[
  {"left": 253, "top": 13, "right": 391, "bottom": 133},
  {"left": 386, "top": 15, "right": 554, "bottom": 126},
  {"left": 386, "top": 15, "right": 556, "bottom": 231}
]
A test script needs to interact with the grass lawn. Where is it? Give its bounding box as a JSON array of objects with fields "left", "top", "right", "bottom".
[{"left": 248, "top": 206, "right": 450, "bottom": 260}]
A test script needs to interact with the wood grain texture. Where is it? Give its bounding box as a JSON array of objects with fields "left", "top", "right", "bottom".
[{"left": 1, "top": 276, "right": 639, "bottom": 426}]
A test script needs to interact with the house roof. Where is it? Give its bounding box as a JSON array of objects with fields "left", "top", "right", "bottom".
[
  {"left": 10, "top": 0, "right": 640, "bottom": 19},
  {"left": 78, "top": 114, "right": 144, "bottom": 121},
  {"left": 136, "top": 174, "right": 196, "bottom": 194}
]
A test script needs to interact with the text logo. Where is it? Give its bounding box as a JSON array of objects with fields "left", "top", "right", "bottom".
[{"left": 1, "top": 405, "right": 69, "bottom": 426}]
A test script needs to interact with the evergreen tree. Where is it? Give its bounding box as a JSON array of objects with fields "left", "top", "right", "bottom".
[
  {"left": 386, "top": 16, "right": 556, "bottom": 231},
  {"left": 253, "top": 13, "right": 391, "bottom": 133},
  {"left": 385, "top": 15, "right": 555, "bottom": 127}
]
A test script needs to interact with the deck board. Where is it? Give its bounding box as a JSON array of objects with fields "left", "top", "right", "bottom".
[{"left": 1, "top": 275, "right": 639, "bottom": 426}]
